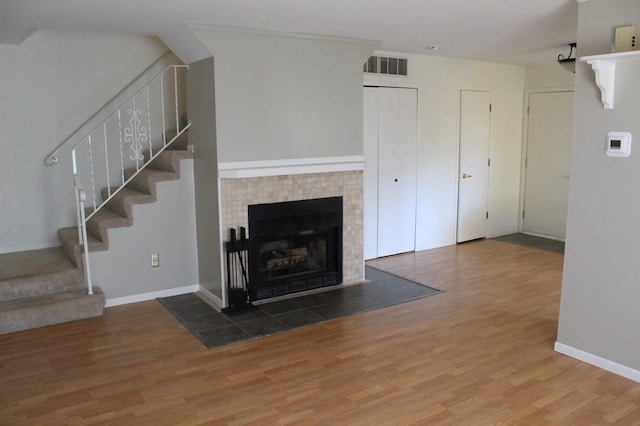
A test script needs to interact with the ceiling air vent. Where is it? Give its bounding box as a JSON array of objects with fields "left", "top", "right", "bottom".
[{"left": 363, "top": 56, "right": 408, "bottom": 76}]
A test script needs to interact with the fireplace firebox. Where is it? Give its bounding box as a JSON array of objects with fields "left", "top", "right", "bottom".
[{"left": 248, "top": 197, "right": 343, "bottom": 301}]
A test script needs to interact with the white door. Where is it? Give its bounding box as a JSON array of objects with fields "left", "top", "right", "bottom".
[
  {"left": 523, "top": 91, "right": 574, "bottom": 239},
  {"left": 457, "top": 90, "right": 491, "bottom": 243},
  {"left": 363, "top": 87, "right": 417, "bottom": 259}
]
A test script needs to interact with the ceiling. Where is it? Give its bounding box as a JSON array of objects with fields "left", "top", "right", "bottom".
[{"left": 0, "top": 0, "right": 578, "bottom": 65}]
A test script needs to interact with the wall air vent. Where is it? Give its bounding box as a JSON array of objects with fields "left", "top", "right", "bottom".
[{"left": 363, "top": 56, "right": 408, "bottom": 76}]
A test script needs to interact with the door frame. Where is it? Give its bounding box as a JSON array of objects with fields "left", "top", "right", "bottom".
[
  {"left": 456, "top": 88, "right": 492, "bottom": 243},
  {"left": 518, "top": 87, "right": 574, "bottom": 236}
]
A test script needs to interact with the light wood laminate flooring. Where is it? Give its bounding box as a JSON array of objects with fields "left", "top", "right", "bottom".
[{"left": 2, "top": 239, "right": 639, "bottom": 424}]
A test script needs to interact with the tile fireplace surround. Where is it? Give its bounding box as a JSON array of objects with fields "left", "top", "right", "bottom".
[{"left": 220, "top": 170, "right": 363, "bottom": 286}]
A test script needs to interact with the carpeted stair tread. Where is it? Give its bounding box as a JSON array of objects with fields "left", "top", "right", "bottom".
[
  {"left": 0, "top": 247, "right": 75, "bottom": 281},
  {"left": 123, "top": 168, "right": 178, "bottom": 194},
  {"left": 0, "top": 287, "right": 106, "bottom": 334},
  {"left": 164, "top": 130, "right": 190, "bottom": 151},
  {"left": 86, "top": 208, "right": 131, "bottom": 243},
  {"left": 144, "top": 148, "right": 193, "bottom": 174},
  {"left": 58, "top": 227, "right": 108, "bottom": 268},
  {"left": 0, "top": 248, "right": 83, "bottom": 303},
  {"left": 101, "top": 187, "right": 156, "bottom": 218}
]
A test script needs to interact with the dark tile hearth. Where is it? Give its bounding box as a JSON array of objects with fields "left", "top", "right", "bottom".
[{"left": 157, "top": 265, "right": 442, "bottom": 349}]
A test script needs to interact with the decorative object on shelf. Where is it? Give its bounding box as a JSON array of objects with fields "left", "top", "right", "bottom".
[
  {"left": 614, "top": 25, "right": 637, "bottom": 52},
  {"left": 558, "top": 43, "right": 577, "bottom": 73}
]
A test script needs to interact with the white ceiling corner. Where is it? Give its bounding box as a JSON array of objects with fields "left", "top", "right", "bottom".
[{"left": 0, "top": 0, "right": 579, "bottom": 66}]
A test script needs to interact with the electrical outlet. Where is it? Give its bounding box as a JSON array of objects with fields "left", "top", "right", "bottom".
[{"left": 151, "top": 253, "right": 160, "bottom": 267}]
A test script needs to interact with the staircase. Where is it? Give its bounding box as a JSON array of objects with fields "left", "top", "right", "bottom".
[
  {"left": 0, "top": 247, "right": 103, "bottom": 334},
  {"left": 0, "top": 63, "right": 191, "bottom": 334},
  {"left": 0, "top": 134, "right": 192, "bottom": 334}
]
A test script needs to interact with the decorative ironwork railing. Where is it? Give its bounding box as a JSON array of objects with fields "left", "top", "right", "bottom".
[{"left": 68, "top": 64, "right": 190, "bottom": 294}]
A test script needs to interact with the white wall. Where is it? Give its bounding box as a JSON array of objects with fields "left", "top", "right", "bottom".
[
  {"left": 525, "top": 63, "right": 576, "bottom": 90},
  {"left": 190, "top": 26, "right": 377, "bottom": 163},
  {"left": 557, "top": 0, "right": 640, "bottom": 377},
  {"left": 90, "top": 160, "right": 199, "bottom": 303},
  {"left": 0, "top": 30, "right": 168, "bottom": 253},
  {"left": 365, "top": 53, "right": 525, "bottom": 250}
]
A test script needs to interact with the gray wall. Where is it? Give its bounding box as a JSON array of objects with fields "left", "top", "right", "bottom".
[
  {"left": 191, "top": 26, "right": 376, "bottom": 163},
  {"left": 90, "top": 161, "right": 199, "bottom": 302},
  {"left": 187, "top": 57, "right": 223, "bottom": 302},
  {"left": 0, "top": 30, "right": 168, "bottom": 253},
  {"left": 183, "top": 29, "right": 376, "bottom": 305},
  {"left": 557, "top": 0, "right": 640, "bottom": 371}
]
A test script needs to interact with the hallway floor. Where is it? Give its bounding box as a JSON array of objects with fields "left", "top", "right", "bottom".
[{"left": 491, "top": 232, "right": 565, "bottom": 254}]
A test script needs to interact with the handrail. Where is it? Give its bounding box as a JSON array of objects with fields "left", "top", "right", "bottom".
[
  {"left": 69, "top": 64, "right": 186, "bottom": 156},
  {"left": 44, "top": 51, "right": 174, "bottom": 166}
]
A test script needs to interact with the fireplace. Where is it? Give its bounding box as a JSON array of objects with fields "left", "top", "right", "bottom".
[{"left": 248, "top": 197, "right": 343, "bottom": 301}]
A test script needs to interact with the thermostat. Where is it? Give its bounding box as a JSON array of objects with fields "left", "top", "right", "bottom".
[{"left": 606, "top": 132, "right": 632, "bottom": 157}]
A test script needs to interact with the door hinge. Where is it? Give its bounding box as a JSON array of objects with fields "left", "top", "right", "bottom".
[
  {"left": 527, "top": 106, "right": 530, "bottom": 114},
  {"left": 522, "top": 210, "right": 525, "bottom": 219},
  {"left": 488, "top": 158, "right": 491, "bottom": 167},
  {"left": 489, "top": 104, "right": 493, "bottom": 112},
  {"left": 486, "top": 211, "right": 489, "bottom": 219},
  {"left": 525, "top": 158, "right": 528, "bottom": 167}
]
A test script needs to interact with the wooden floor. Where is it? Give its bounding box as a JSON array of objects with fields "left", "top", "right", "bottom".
[{"left": 2, "top": 240, "right": 639, "bottom": 424}]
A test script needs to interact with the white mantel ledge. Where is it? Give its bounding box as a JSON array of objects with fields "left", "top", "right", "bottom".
[{"left": 218, "top": 156, "right": 365, "bottom": 178}]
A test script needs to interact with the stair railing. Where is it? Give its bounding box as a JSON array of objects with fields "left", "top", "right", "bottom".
[
  {"left": 73, "top": 175, "right": 93, "bottom": 295},
  {"left": 45, "top": 52, "right": 175, "bottom": 167},
  {"left": 70, "top": 64, "right": 191, "bottom": 293}
]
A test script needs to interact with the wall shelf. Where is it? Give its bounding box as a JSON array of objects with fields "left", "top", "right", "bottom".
[{"left": 580, "top": 50, "right": 640, "bottom": 109}]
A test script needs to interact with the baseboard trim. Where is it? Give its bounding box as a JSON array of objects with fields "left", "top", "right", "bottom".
[
  {"left": 521, "top": 231, "right": 565, "bottom": 242},
  {"left": 198, "top": 286, "right": 224, "bottom": 309},
  {"left": 554, "top": 341, "right": 640, "bottom": 383},
  {"left": 486, "top": 230, "right": 520, "bottom": 239},
  {"left": 105, "top": 285, "right": 200, "bottom": 307}
]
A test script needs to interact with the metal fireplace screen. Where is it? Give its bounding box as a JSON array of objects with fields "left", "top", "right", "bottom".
[{"left": 248, "top": 197, "right": 343, "bottom": 301}]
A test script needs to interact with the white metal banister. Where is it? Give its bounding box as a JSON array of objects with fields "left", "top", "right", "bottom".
[
  {"left": 74, "top": 175, "right": 93, "bottom": 295},
  {"left": 44, "top": 52, "right": 174, "bottom": 166}
]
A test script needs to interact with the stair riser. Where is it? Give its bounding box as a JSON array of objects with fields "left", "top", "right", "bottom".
[
  {"left": 145, "top": 150, "right": 192, "bottom": 174},
  {"left": 60, "top": 230, "right": 83, "bottom": 268},
  {"left": 0, "top": 289, "right": 105, "bottom": 335},
  {"left": 125, "top": 170, "right": 178, "bottom": 195},
  {"left": 86, "top": 214, "right": 131, "bottom": 243},
  {"left": 0, "top": 269, "right": 84, "bottom": 303},
  {"left": 101, "top": 190, "right": 156, "bottom": 218}
]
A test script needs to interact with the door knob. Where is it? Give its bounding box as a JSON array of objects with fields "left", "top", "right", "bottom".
[{"left": 461, "top": 173, "right": 473, "bottom": 179}]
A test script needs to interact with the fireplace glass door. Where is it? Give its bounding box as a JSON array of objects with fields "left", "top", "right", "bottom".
[{"left": 248, "top": 197, "right": 342, "bottom": 301}]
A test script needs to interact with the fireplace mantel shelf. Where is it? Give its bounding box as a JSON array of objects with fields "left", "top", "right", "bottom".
[{"left": 218, "top": 156, "right": 365, "bottom": 178}]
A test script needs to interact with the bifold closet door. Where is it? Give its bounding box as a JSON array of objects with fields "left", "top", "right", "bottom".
[{"left": 364, "top": 87, "right": 417, "bottom": 259}]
